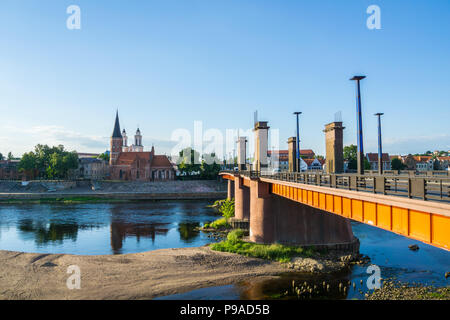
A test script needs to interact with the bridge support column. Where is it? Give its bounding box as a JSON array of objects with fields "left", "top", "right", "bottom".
[
  {"left": 234, "top": 176, "right": 250, "bottom": 220},
  {"left": 227, "top": 179, "right": 235, "bottom": 200},
  {"left": 248, "top": 178, "right": 357, "bottom": 251},
  {"left": 249, "top": 179, "right": 274, "bottom": 243}
]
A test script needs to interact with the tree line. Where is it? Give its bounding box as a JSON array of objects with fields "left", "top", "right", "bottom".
[
  {"left": 176, "top": 148, "right": 221, "bottom": 180},
  {"left": 18, "top": 144, "right": 79, "bottom": 180}
]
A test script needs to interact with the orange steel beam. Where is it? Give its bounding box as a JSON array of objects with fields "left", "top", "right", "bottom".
[
  {"left": 263, "top": 177, "right": 450, "bottom": 252},
  {"left": 221, "top": 174, "right": 235, "bottom": 181},
  {"left": 221, "top": 173, "right": 251, "bottom": 187}
]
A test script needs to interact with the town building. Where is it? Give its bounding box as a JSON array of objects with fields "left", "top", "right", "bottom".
[
  {"left": 267, "top": 149, "right": 316, "bottom": 171},
  {"left": 415, "top": 159, "right": 434, "bottom": 172},
  {"left": 77, "top": 152, "right": 100, "bottom": 159},
  {"left": 366, "top": 153, "right": 391, "bottom": 171},
  {"left": 304, "top": 158, "right": 325, "bottom": 171},
  {"left": 435, "top": 156, "right": 450, "bottom": 171},
  {"left": 77, "top": 158, "right": 109, "bottom": 180},
  {"left": 109, "top": 111, "right": 175, "bottom": 181},
  {"left": 0, "top": 160, "right": 23, "bottom": 180}
]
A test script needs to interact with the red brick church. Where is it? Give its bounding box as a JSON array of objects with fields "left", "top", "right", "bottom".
[{"left": 109, "top": 111, "right": 175, "bottom": 181}]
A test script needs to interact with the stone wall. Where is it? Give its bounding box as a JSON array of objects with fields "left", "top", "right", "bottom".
[{"left": 0, "top": 180, "right": 227, "bottom": 200}]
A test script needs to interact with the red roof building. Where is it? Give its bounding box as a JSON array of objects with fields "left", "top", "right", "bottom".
[
  {"left": 109, "top": 112, "right": 175, "bottom": 181},
  {"left": 366, "top": 153, "right": 391, "bottom": 171}
]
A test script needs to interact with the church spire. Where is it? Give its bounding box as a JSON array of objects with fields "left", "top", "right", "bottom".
[{"left": 112, "top": 110, "right": 122, "bottom": 138}]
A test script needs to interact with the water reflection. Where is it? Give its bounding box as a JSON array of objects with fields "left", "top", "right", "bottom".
[
  {"left": 18, "top": 219, "right": 80, "bottom": 245},
  {"left": 0, "top": 201, "right": 220, "bottom": 255},
  {"left": 178, "top": 222, "right": 201, "bottom": 242}
]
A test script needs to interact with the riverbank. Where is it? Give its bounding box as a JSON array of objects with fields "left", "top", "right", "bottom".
[
  {"left": 0, "top": 246, "right": 287, "bottom": 300},
  {"left": 0, "top": 242, "right": 370, "bottom": 300},
  {"left": 0, "top": 180, "right": 227, "bottom": 202}
]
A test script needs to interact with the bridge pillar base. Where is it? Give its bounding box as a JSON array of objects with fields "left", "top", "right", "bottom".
[
  {"left": 249, "top": 179, "right": 274, "bottom": 243},
  {"left": 227, "top": 179, "right": 235, "bottom": 200},
  {"left": 229, "top": 217, "right": 250, "bottom": 230},
  {"left": 248, "top": 179, "right": 356, "bottom": 249},
  {"left": 234, "top": 176, "right": 250, "bottom": 220}
]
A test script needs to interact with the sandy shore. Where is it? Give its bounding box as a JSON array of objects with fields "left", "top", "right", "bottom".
[{"left": 0, "top": 246, "right": 287, "bottom": 300}]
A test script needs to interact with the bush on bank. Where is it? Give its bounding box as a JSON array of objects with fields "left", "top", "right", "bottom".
[
  {"left": 211, "top": 230, "right": 314, "bottom": 263},
  {"left": 203, "top": 198, "right": 235, "bottom": 230},
  {"left": 203, "top": 217, "right": 231, "bottom": 230}
]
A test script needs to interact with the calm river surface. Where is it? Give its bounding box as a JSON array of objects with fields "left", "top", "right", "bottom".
[
  {"left": 0, "top": 201, "right": 449, "bottom": 299},
  {"left": 0, "top": 201, "right": 222, "bottom": 255}
]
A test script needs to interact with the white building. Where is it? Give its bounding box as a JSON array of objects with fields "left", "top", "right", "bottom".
[{"left": 415, "top": 160, "right": 433, "bottom": 172}]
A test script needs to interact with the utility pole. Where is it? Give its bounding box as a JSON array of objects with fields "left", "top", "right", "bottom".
[
  {"left": 375, "top": 113, "right": 384, "bottom": 175},
  {"left": 293, "top": 112, "right": 302, "bottom": 172},
  {"left": 350, "top": 76, "right": 366, "bottom": 175}
]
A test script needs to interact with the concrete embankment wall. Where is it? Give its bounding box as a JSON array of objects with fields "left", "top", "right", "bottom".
[{"left": 0, "top": 180, "right": 227, "bottom": 201}]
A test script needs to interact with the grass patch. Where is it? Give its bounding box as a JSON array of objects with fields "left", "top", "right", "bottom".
[
  {"left": 210, "top": 234, "right": 315, "bottom": 263},
  {"left": 203, "top": 217, "right": 231, "bottom": 230}
]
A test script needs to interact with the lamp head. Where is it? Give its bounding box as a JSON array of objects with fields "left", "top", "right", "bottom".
[{"left": 350, "top": 75, "right": 366, "bottom": 81}]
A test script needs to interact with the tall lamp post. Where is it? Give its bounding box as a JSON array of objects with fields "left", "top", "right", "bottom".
[
  {"left": 350, "top": 76, "right": 366, "bottom": 175},
  {"left": 293, "top": 112, "right": 302, "bottom": 172},
  {"left": 375, "top": 113, "right": 384, "bottom": 175}
]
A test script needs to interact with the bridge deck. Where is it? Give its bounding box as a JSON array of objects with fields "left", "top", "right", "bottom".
[{"left": 220, "top": 171, "right": 450, "bottom": 251}]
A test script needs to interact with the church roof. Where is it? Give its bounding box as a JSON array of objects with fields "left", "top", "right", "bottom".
[
  {"left": 151, "top": 155, "right": 173, "bottom": 168},
  {"left": 115, "top": 152, "right": 152, "bottom": 165},
  {"left": 112, "top": 111, "right": 122, "bottom": 138}
]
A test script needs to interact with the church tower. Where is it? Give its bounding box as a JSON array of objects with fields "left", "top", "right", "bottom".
[
  {"left": 110, "top": 111, "right": 123, "bottom": 165},
  {"left": 132, "top": 128, "right": 144, "bottom": 152},
  {"left": 122, "top": 129, "right": 128, "bottom": 152}
]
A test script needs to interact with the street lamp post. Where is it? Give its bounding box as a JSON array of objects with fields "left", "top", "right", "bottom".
[
  {"left": 375, "top": 113, "right": 384, "bottom": 175},
  {"left": 293, "top": 112, "right": 302, "bottom": 172},
  {"left": 350, "top": 76, "right": 366, "bottom": 175}
]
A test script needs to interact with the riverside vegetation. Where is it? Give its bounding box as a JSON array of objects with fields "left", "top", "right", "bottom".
[
  {"left": 204, "top": 199, "right": 316, "bottom": 263},
  {"left": 211, "top": 229, "right": 315, "bottom": 263},
  {"left": 202, "top": 199, "right": 235, "bottom": 230}
]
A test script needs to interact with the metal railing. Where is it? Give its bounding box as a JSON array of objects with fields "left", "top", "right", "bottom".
[{"left": 220, "top": 170, "right": 450, "bottom": 203}]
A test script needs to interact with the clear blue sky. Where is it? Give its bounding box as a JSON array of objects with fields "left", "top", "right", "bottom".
[{"left": 1, "top": 0, "right": 449, "bottom": 158}]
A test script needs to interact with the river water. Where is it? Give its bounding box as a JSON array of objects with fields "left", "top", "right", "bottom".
[
  {"left": 0, "top": 201, "right": 448, "bottom": 299},
  {"left": 0, "top": 201, "right": 222, "bottom": 255}
]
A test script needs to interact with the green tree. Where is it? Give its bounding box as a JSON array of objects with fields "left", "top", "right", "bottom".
[
  {"left": 0, "top": 152, "right": 3, "bottom": 160},
  {"left": 19, "top": 144, "right": 78, "bottom": 179},
  {"left": 200, "top": 153, "right": 221, "bottom": 179},
  {"left": 19, "top": 152, "right": 37, "bottom": 173},
  {"left": 364, "top": 157, "right": 371, "bottom": 170},
  {"left": 7, "top": 152, "right": 14, "bottom": 160},
  {"left": 178, "top": 148, "right": 201, "bottom": 177},
  {"left": 343, "top": 145, "right": 357, "bottom": 161},
  {"left": 343, "top": 145, "right": 371, "bottom": 170},
  {"left": 98, "top": 152, "right": 110, "bottom": 162},
  {"left": 391, "top": 158, "right": 405, "bottom": 170},
  {"left": 433, "top": 159, "right": 441, "bottom": 171}
]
